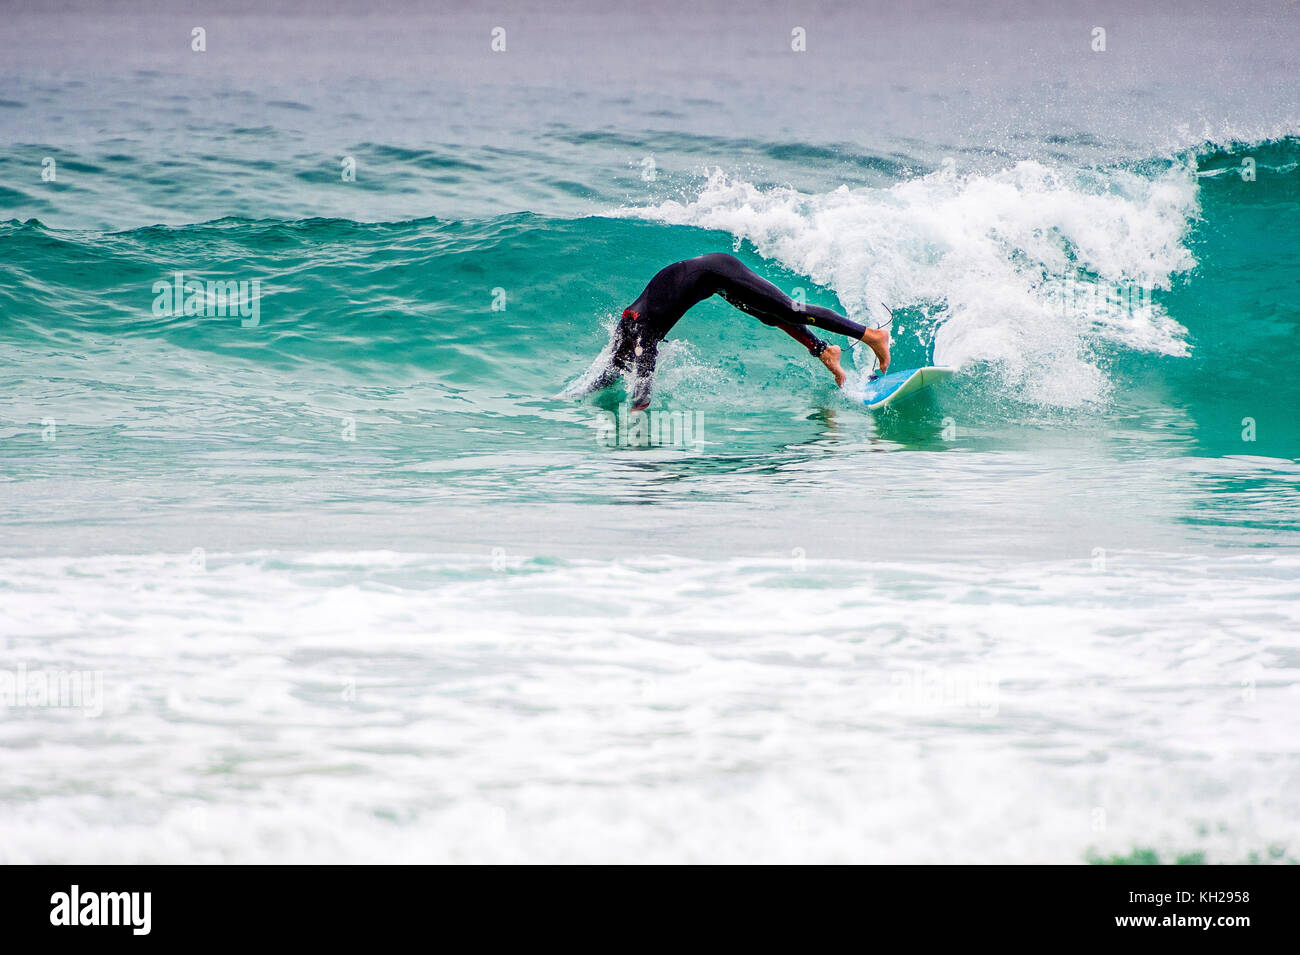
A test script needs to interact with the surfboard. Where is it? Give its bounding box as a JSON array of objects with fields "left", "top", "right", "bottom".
[{"left": 861, "top": 366, "right": 955, "bottom": 409}]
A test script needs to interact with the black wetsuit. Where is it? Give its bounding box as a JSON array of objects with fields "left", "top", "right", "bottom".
[{"left": 591, "top": 253, "right": 868, "bottom": 408}]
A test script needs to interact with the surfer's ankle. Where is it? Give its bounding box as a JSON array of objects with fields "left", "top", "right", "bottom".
[{"left": 862, "top": 327, "right": 890, "bottom": 373}]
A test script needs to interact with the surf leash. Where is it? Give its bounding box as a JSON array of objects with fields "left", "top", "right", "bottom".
[{"left": 848, "top": 303, "right": 894, "bottom": 353}]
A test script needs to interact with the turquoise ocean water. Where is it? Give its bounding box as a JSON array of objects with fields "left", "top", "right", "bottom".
[{"left": 1, "top": 1, "right": 1298, "bottom": 862}]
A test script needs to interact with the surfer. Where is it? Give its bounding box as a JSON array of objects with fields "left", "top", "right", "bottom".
[{"left": 580, "top": 253, "right": 890, "bottom": 409}]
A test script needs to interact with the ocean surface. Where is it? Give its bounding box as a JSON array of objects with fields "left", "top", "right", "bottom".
[{"left": 1, "top": 0, "right": 1298, "bottom": 862}]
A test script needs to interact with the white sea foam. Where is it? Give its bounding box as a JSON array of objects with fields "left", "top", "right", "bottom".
[
  {"left": 1, "top": 547, "right": 1296, "bottom": 863},
  {"left": 621, "top": 161, "right": 1200, "bottom": 407}
]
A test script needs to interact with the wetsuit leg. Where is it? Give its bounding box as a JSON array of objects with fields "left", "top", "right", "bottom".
[
  {"left": 773, "top": 322, "right": 830, "bottom": 356},
  {"left": 702, "top": 253, "right": 869, "bottom": 341}
]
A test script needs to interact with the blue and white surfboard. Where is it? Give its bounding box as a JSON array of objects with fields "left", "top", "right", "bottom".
[{"left": 861, "top": 366, "right": 955, "bottom": 409}]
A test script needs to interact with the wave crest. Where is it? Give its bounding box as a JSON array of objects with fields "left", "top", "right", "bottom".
[{"left": 620, "top": 159, "right": 1201, "bottom": 407}]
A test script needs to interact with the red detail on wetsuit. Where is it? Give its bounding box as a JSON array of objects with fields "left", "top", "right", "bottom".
[{"left": 621, "top": 308, "right": 642, "bottom": 321}]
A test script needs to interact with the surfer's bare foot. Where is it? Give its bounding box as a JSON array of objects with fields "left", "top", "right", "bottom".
[
  {"left": 818, "top": 344, "right": 847, "bottom": 387},
  {"left": 861, "top": 326, "right": 890, "bottom": 374}
]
